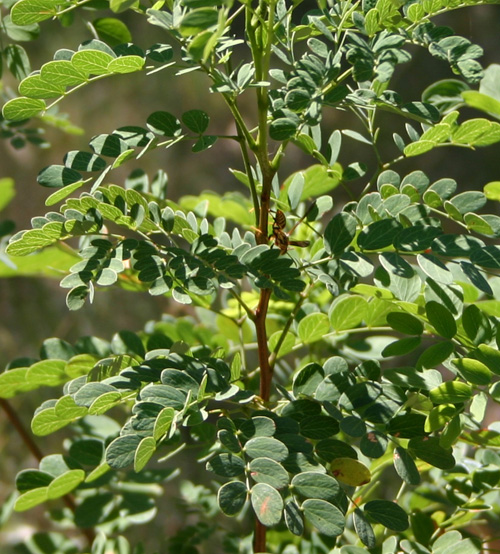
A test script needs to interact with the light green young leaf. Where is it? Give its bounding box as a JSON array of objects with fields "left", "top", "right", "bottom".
[
  {"left": 134, "top": 436, "right": 156, "bottom": 472},
  {"left": 2, "top": 97, "right": 46, "bottom": 121},
  {"left": 47, "top": 469, "right": 85, "bottom": 499},
  {"left": 71, "top": 50, "right": 115, "bottom": 76},
  {"left": 108, "top": 55, "right": 145, "bottom": 74},
  {"left": 11, "top": 0, "right": 62, "bottom": 25},
  {"left": 297, "top": 313, "right": 330, "bottom": 344},
  {"left": 19, "top": 74, "right": 66, "bottom": 99}
]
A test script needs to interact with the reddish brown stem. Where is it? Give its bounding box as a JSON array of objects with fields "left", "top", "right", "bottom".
[
  {"left": 254, "top": 514, "right": 268, "bottom": 553},
  {"left": 0, "top": 398, "right": 96, "bottom": 547},
  {"left": 255, "top": 287, "right": 272, "bottom": 402}
]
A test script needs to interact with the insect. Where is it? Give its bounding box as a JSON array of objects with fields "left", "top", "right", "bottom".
[{"left": 270, "top": 209, "right": 310, "bottom": 255}]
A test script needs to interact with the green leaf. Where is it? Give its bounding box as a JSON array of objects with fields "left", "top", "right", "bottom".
[
  {"left": 89, "top": 134, "right": 129, "bottom": 157},
  {"left": 291, "top": 472, "right": 341, "bottom": 503},
  {"left": 471, "top": 245, "right": 500, "bottom": 269},
  {"left": 16, "top": 469, "right": 53, "bottom": 493},
  {"left": 134, "top": 436, "right": 156, "bottom": 472},
  {"left": 4, "top": 44, "right": 32, "bottom": 81},
  {"left": 270, "top": 117, "right": 298, "bottom": 141},
  {"left": 14, "top": 488, "right": 48, "bottom": 511},
  {"left": 297, "top": 313, "right": 330, "bottom": 344},
  {"left": 206, "top": 453, "right": 245, "bottom": 477},
  {"left": 40, "top": 60, "right": 87, "bottom": 86},
  {"left": 462, "top": 304, "right": 492, "bottom": 345},
  {"left": 182, "top": 109, "right": 210, "bottom": 133},
  {"left": 358, "top": 219, "right": 402, "bottom": 250},
  {"left": 387, "top": 413, "right": 426, "bottom": 438},
  {"left": 108, "top": 55, "right": 145, "bottom": 74},
  {"left": 245, "top": 437, "right": 288, "bottom": 462},
  {"left": 382, "top": 336, "right": 421, "bottom": 357},
  {"left": 324, "top": 212, "right": 358, "bottom": 255},
  {"left": 31, "top": 407, "right": 80, "bottom": 436},
  {"left": 282, "top": 165, "right": 342, "bottom": 201},
  {"left": 25, "top": 359, "right": 66, "bottom": 386},
  {"left": 19, "top": 74, "right": 66, "bottom": 99},
  {"left": 147, "top": 111, "right": 182, "bottom": 136},
  {"left": 473, "top": 344, "right": 500, "bottom": 376},
  {"left": 393, "top": 447, "right": 420, "bottom": 485},
  {"left": 302, "top": 499, "right": 345, "bottom": 537},
  {"left": 251, "top": 483, "right": 283, "bottom": 527},
  {"left": 249, "top": 458, "right": 289, "bottom": 489},
  {"left": 418, "top": 253, "right": 453, "bottom": 284},
  {"left": 359, "top": 431, "right": 387, "bottom": 458},
  {"left": 408, "top": 436, "right": 455, "bottom": 469},
  {"left": 425, "top": 301, "right": 457, "bottom": 339},
  {"left": 93, "top": 17, "right": 132, "bottom": 46},
  {"left": 179, "top": 7, "right": 219, "bottom": 36},
  {"left": 284, "top": 500, "right": 304, "bottom": 536},
  {"left": 417, "top": 341, "right": 454, "bottom": 369},
  {"left": 329, "top": 295, "right": 368, "bottom": 331},
  {"left": 71, "top": 50, "right": 115, "bottom": 77},
  {"left": 47, "top": 469, "right": 85, "bottom": 499},
  {"left": 364, "top": 500, "right": 409, "bottom": 531},
  {"left": 218, "top": 481, "right": 247, "bottom": 516},
  {"left": 353, "top": 508, "right": 376, "bottom": 548},
  {"left": 451, "top": 358, "right": 492, "bottom": 385},
  {"left": 386, "top": 312, "right": 424, "bottom": 335},
  {"left": 11, "top": 0, "right": 61, "bottom": 25},
  {"left": 2, "top": 97, "right": 46, "bottom": 121},
  {"left": 106, "top": 434, "right": 142, "bottom": 469},
  {"left": 300, "top": 415, "right": 340, "bottom": 439},
  {"left": 37, "top": 165, "right": 82, "bottom": 188},
  {"left": 429, "top": 381, "right": 473, "bottom": 404},
  {"left": 153, "top": 407, "right": 175, "bottom": 440}
]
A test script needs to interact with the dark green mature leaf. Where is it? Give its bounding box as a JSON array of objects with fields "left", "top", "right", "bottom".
[
  {"left": 360, "top": 431, "right": 387, "bottom": 458},
  {"left": 251, "top": 483, "right": 283, "bottom": 526},
  {"left": 249, "top": 458, "right": 289, "bottom": 489},
  {"left": 358, "top": 219, "right": 402, "bottom": 250},
  {"left": 182, "top": 109, "right": 210, "bottom": 133},
  {"left": 353, "top": 509, "right": 376, "bottom": 548},
  {"left": 106, "top": 434, "right": 142, "bottom": 469},
  {"left": 393, "top": 447, "right": 420, "bottom": 485},
  {"left": 284, "top": 500, "right": 304, "bottom": 536},
  {"left": 218, "top": 481, "right": 247, "bottom": 516},
  {"left": 245, "top": 437, "right": 288, "bottom": 461},
  {"left": 324, "top": 212, "right": 357, "bottom": 255},
  {"left": 37, "top": 165, "right": 82, "bottom": 188},
  {"left": 386, "top": 312, "right": 423, "bottom": 335},
  {"left": 291, "top": 472, "right": 341, "bottom": 504},
  {"left": 300, "top": 415, "right": 339, "bottom": 439},
  {"left": 462, "top": 304, "right": 492, "bottom": 345},
  {"left": 408, "top": 437, "right": 455, "bottom": 469},
  {"left": 302, "top": 499, "right": 345, "bottom": 536},
  {"left": 206, "top": 453, "right": 245, "bottom": 477},
  {"left": 364, "top": 500, "right": 409, "bottom": 531},
  {"left": 425, "top": 301, "right": 457, "bottom": 339}
]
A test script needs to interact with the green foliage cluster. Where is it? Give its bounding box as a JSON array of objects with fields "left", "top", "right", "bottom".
[{"left": 2, "top": 0, "right": 500, "bottom": 553}]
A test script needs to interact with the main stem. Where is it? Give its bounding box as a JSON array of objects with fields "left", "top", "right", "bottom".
[{"left": 247, "top": 2, "right": 278, "bottom": 550}]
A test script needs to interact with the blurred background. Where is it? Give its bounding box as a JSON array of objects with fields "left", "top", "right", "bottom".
[{"left": 1, "top": 3, "right": 500, "bottom": 552}]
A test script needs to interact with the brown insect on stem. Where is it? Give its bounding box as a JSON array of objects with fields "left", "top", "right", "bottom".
[{"left": 269, "top": 208, "right": 311, "bottom": 255}]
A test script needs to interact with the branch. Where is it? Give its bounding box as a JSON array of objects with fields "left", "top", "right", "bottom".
[{"left": 0, "top": 399, "right": 96, "bottom": 547}]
